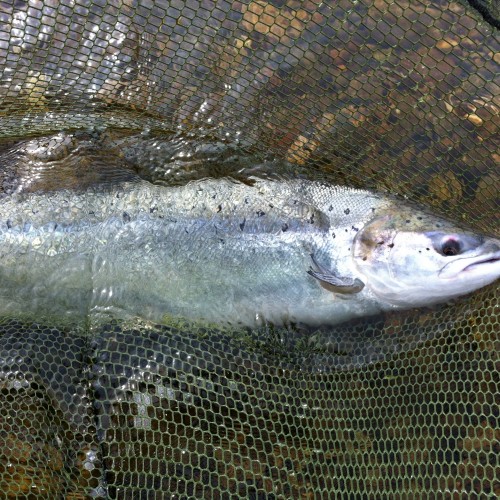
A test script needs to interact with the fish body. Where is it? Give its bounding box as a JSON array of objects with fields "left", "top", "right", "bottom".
[{"left": 0, "top": 178, "right": 498, "bottom": 327}]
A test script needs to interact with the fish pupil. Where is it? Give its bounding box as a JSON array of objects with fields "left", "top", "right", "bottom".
[{"left": 441, "top": 239, "right": 460, "bottom": 256}]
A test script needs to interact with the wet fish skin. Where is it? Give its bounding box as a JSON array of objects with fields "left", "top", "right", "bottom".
[{"left": 0, "top": 178, "right": 498, "bottom": 327}]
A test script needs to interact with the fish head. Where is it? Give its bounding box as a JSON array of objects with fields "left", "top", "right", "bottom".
[{"left": 353, "top": 207, "right": 500, "bottom": 308}]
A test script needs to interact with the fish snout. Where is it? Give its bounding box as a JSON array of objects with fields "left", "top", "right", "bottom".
[{"left": 439, "top": 244, "right": 500, "bottom": 278}]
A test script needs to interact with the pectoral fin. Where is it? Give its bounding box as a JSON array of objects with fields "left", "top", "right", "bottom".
[{"left": 307, "top": 254, "right": 364, "bottom": 294}]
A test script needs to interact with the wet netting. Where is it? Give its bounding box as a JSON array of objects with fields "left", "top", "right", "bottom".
[{"left": 0, "top": 1, "right": 498, "bottom": 498}]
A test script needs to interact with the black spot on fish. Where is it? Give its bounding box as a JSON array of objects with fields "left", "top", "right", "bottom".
[
  {"left": 219, "top": 238, "right": 225, "bottom": 244},
  {"left": 436, "top": 224, "right": 441, "bottom": 228},
  {"left": 328, "top": 205, "right": 333, "bottom": 212},
  {"left": 371, "top": 207, "right": 376, "bottom": 212},
  {"left": 150, "top": 206, "right": 158, "bottom": 213},
  {"left": 363, "top": 256, "right": 367, "bottom": 261},
  {"left": 377, "top": 241, "right": 384, "bottom": 245},
  {"left": 426, "top": 247, "right": 430, "bottom": 251},
  {"left": 344, "top": 208, "right": 350, "bottom": 215},
  {"left": 388, "top": 243, "right": 394, "bottom": 248},
  {"left": 89, "top": 210, "right": 95, "bottom": 215},
  {"left": 240, "top": 218, "right": 246, "bottom": 231},
  {"left": 345, "top": 229, "right": 348, "bottom": 232},
  {"left": 417, "top": 216, "right": 423, "bottom": 220},
  {"left": 6, "top": 220, "right": 12, "bottom": 229},
  {"left": 256, "top": 210, "right": 265, "bottom": 217},
  {"left": 332, "top": 232, "right": 336, "bottom": 239},
  {"left": 308, "top": 214, "right": 315, "bottom": 224},
  {"left": 123, "top": 212, "right": 131, "bottom": 223},
  {"left": 244, "top": 197, "right": 249, "bottom": 204},
  {"left": 352, "top": 225, "right": 359, "bottom": 232},
  {"left": 217, "top": 204, "right": 222, "bottom": 213},
  {"left": 212, "top": 194, "right": 216, "bottom": 199},
  {"left": 282, "top": 223, "right": 288, "bottom": 232},
  {"left": 406, "top": 220, "right": 410, "bottom": 224},
  {"left": 269, "top": 203, "right": 274, "bottom": 208}
]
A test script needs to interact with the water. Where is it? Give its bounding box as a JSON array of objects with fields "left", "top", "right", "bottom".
[{"left": 0, "top": 0, "right": 497, "bottom": 496}]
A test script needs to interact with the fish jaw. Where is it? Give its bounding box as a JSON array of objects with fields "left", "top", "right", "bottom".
[
  {"left": 439, "top": 247, "right": 500, "bottom": 277},
  {"left": 437, "top": 248, "right": 500, "bottom": 295}
]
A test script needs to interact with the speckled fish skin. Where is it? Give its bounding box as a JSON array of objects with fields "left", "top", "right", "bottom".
[{"left": 0, "top": 178, "right": 498, "bottom": 327}]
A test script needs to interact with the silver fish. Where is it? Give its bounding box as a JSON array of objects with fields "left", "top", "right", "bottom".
[{"left": 0, "top": 178, "right": 498, "bottom": 327}]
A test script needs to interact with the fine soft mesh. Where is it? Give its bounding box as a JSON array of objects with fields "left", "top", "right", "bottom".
[{"left": 0, "top": 1, "right": 498, "bottom": 498}]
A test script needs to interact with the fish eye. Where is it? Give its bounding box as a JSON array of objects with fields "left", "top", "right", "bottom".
[
  {"left": 428, "top": 231, "right": 483, "bottom": 256},
  {"left": 440, "top": 238, "right": 461, "bottom": 256}
]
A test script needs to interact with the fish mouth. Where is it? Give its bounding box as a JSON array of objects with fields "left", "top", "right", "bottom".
[
  {"left": 440, "top": 250, "right": 500, "bottom": 278},
  {"left": 462, "top": 254, "right": 500, "bottom": 272}
]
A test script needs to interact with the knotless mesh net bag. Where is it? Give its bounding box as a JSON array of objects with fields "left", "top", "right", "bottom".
[{"left": 0, "top": 0, "right": 498, "bottom": 498}]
